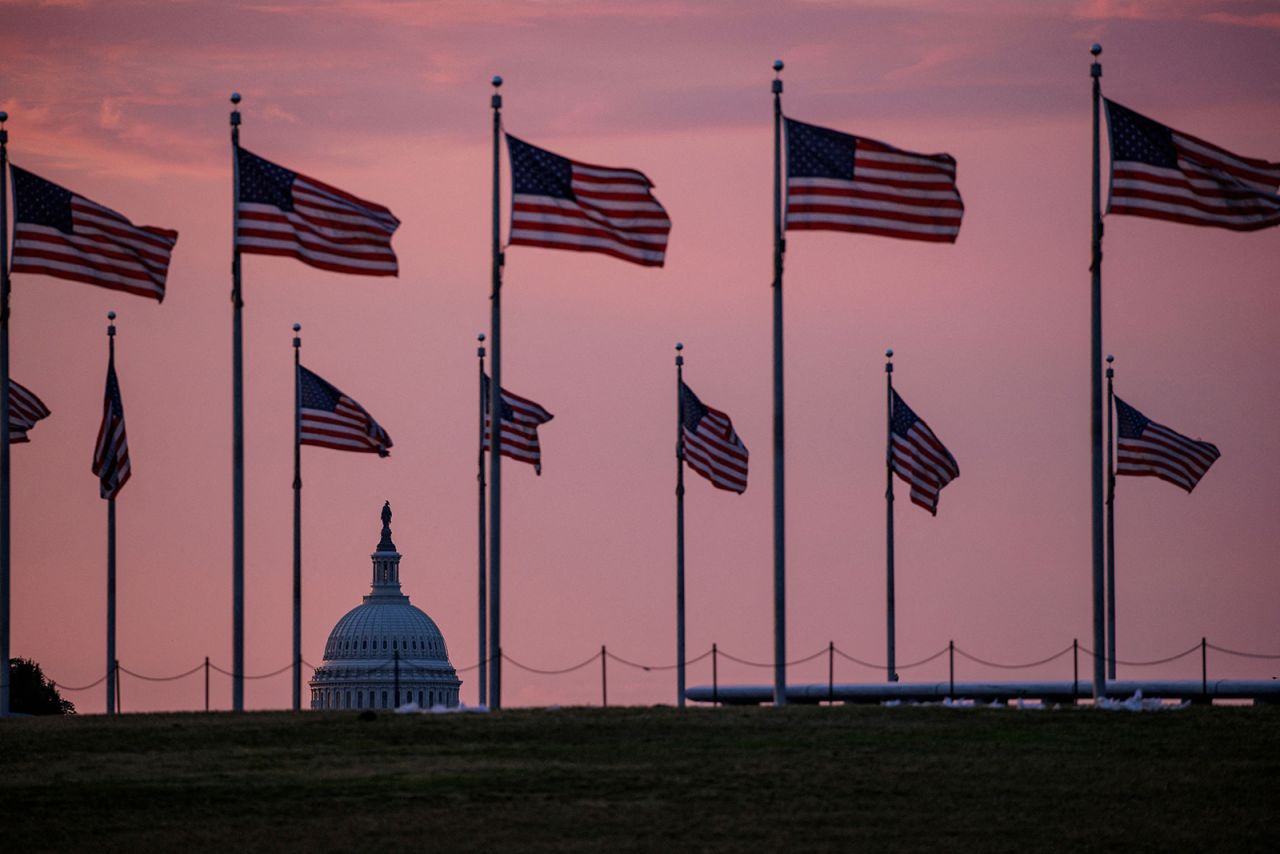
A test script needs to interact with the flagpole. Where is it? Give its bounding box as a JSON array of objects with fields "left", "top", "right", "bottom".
[
  {"left": 105, "top": 312, "right": 118, "bottom": 716},
  {"left": 674, "top": 342, "right": 686, "bottom": 708},
  {"left": 0, "top": 109, "right": 11, "bottom": 716},
  {"left": 770, "top": 58, "right": 787, "bottom": 707},
  {"left": 1105, "top": 353, "right": 1116, "bottom": 680},
  {"left": 488, "top": 75, "right": 505, "bottom": 710},
  {"left": 230, "top": 91, "right": 245, "bottom": 712},
  {"left": 1089, "top": 44, "right": 1107, "bottom": 699},
  {"left": 292, "top": 323, "right": 302, "bottom": 711},
  {"left": 476, "top": 332, "right": 488, "bottom": 708},
  {"left": 885, "top": 349, "right": 898, "bottom": 683}
]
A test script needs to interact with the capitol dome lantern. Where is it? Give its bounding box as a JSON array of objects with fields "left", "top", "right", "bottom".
[{"left": 309, "top": 502, "right": 461, "bottom": 710}]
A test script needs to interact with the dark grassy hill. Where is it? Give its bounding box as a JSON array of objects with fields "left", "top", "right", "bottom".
[{"left": 2, "top": 704, "right": 1276, "bottom": 851}]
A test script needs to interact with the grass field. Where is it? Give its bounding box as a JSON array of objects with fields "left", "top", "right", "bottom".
[{"left": 2, "top": 704, "right": 1277, "bottom": 852}]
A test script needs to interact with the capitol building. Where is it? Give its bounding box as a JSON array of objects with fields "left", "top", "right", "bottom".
[{"left": 309, "top": 502, "right": 461, "bottom": 710}]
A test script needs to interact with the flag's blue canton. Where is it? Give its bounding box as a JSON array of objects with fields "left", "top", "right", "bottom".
[
  {"left": 786, "top": 118, "right": 856, "bottom": 181},
  {"left": 481, "top": 374, "right": 516, "bottom": 421},
  {"left": 1108, "top": 102, "right": 1178, "bottom": 169},
  {"left": 1114, "top": 397, "right": 1151, "bottom": 439},
  {"left": 299, "top": 367, "right": 343, "bottom": 412},
  {"left": 680, "top": 383, "right": 709, "bottom": 432},
  {"left": 12, "top": 166, "right": 73, "bottom": 233},
  {"left": 237, "top": 148, "right": 297, "bottom": 211},
  {"left": 890, "top": 390, "right": 922, "bottom": 437},
  {"left": 105, "top": 363, "right": 125, "bottom": 419},
  {"left": 507, "top": 135, "right": 575, "bottom": 200}
]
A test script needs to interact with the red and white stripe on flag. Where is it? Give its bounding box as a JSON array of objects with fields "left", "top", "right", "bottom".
[
  {"left": 10, "top": 165, "right": 177, "bottom": 302},
  {"left": 8, "top": 379, "right": 51, "bottom": 444},
  {"left": 680, "top": 382, "right": 748, "bottom": 494},
  {"left": 92, "top": 363, "right": 131, "bottom": 500},
  {"left": 483, "top": 377, "right": 554, "bottom": 475},
  {"left": 236, "top": 148, "right": 400, "bottom": 276},
  {"left": 1105, "top": 98, "right": 1280, "bottom": 232},
  {"left": 1114, "top": 396, "right": 1219, "bottom": 493},
  {"left": 785, "top": 118, "right": 963, "bottom": 243},
  {"left": 889, "top": 388, "right": 959, "bottom": 515},
  {"left": 506, "top": 134, "right": 671, "bottom": 267}
]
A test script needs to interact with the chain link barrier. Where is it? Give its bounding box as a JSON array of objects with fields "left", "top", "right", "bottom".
[
  {"left": 953, "top": 644, "right": 1074, "bottom": 670},
  {"left": 43, "top": 638, "right": 1280, "bottom": 702},
  {"left": 1078, "top": 642, "right": 1201, "bottom": 667}
]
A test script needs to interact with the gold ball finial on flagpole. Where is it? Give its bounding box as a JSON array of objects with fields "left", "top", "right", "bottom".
[
  {"left": 773, "top": 59, "right": 784, "bottom": 73},
  {"left": 107, "top": 311, "right": 117, "bottom": 336},
  {"left": 1091, "top": 43, "right": 1102, "bottom": 57},
  {"left": 675, "top": 342, "right": 683, "bottom": 351},
  {"left": 0, "top": 111, "right": 8, "bottom": 124},
  {"left": 491, "top": 75, "right": 503, "bottom": 89}
]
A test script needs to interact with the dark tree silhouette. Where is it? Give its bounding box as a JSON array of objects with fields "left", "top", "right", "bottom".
[{"left": 9, "top": 657, "right": 76, "bottom": 715}]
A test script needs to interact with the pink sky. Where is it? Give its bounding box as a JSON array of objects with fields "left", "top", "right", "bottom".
[{"left": 2, "top": 0, "right": 1278, "bottom": 712}]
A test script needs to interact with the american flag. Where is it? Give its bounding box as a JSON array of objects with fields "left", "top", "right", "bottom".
[
  {"left": 1105, "top": 99, "right": 1280, "bottom": 231},
  {"left": 506, "top": 134, "right": 671, "bottom": 267},
  {"left": 482, "top": 373, "right": 554, "bottom": 475},
  {"left": 1114, "top": 396, "right": 1219, "bottom": 493},
  {"left": 92, "top": 359, "right": 131, "bottom": 499},
  {"left": 10, "top": 165, "right": 178, "bottom": 302},
  {"left": 889, "top": 388, "right": 959, "bottom": 515},
  {"left": 680, "top": 382, "right": 748, "bottom": 494},
  {"left": 298, "top": 366, "right": 392, "bottom": 456},
  {"left": 236, "top": 148, "right": 400, "bottom": 276},
  {"left": 8, "top": 380, "right": 51, "bottom": 444},
  {"left": 785, "top": 117, "right": 963, "bottom": 243}
]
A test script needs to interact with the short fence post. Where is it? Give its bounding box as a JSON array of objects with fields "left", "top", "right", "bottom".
[
  {"left": 1072, "top": 639, "right": 1079, "bottom": 704},
  {"left": 948, "top": 640, "right": 954, "bottom": 700},
  {"left": 827, "top": 641, "right": 834, "bottom": 705},
  {"left": 1201, "top": 637, "right": 1208, "bottom": 700},
  {"left": 204, "top": 656, "right": 210, "bottom": 712},
  {"left": 712, "top": 643, "right": 718, "bottom": 706},
  {"left": 601, "top": 645, "right": 608, "bottom": 708}
]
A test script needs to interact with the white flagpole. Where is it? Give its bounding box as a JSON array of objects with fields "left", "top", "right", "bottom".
[
  {"left": 0, "top": 110, "right": 11, "bottom": 716},
  {"left": 675, "top": 342, "right": 686, "bottom": 708},
  {"left": 771, "top": 59, "right": 787, "bottom": 707},
  {"left": 105, "top": 312, "right": 118, "bottom": 715},
  {"left": 1089, "top": 45, "right": 1107, "bottom": 699},
  {"left": 230, "top": 92, "right": 246, "bottom": 712},
  {"left": 487, "top": 76, "right": 505, "bottom": 709}
]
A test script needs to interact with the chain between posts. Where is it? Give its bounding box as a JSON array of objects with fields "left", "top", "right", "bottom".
[{"left": 44, "top": 640, "right": 1279, "bottom": 697}]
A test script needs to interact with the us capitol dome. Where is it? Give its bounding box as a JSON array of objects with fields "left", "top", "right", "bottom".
[{"left": 309, "top": 502, "right": 461, "bottom": 710}]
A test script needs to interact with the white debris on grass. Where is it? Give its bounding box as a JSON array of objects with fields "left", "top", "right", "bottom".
[
  {"left": 1094, "top": 690, "right": 1190, "bottom": 712},
  {"left": 394, "top": 702, "right": 489, "bottom": 715}
]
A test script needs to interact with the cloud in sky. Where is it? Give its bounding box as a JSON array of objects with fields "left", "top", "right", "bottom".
[{"left": 1072, "top": 0, "right": 1280, "bottom": 27}]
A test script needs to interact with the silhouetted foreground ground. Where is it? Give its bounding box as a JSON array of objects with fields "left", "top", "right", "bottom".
[{"left": 2, "top": 704, "right": 1277, "bottom": 851}]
